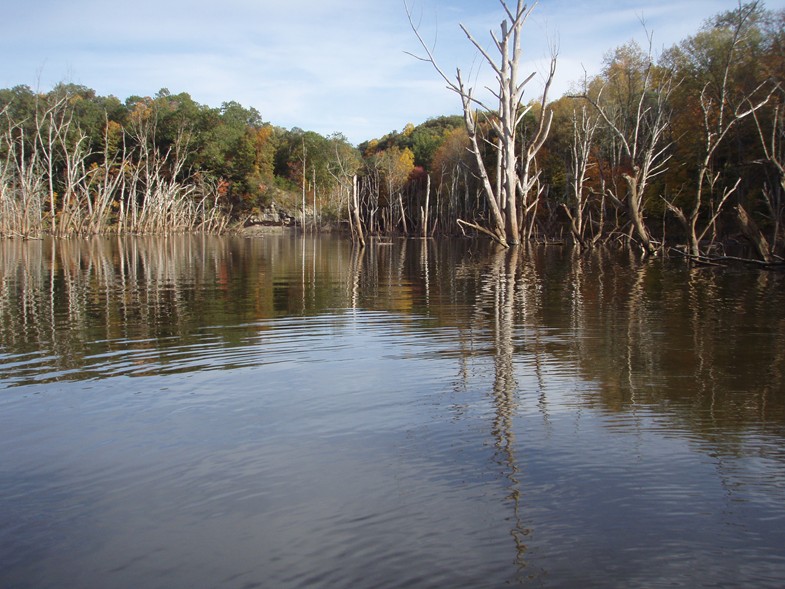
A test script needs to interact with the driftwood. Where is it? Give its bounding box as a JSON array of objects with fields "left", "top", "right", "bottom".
[
  {"left": 735, "top": 204, "right": 772, "bottom": 263},
  {"left": 669, "top": 246, "right": 785, "bottom": 270}
]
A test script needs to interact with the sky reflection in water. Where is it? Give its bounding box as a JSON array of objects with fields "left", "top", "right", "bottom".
[{"left": 1, "top": 235, "right": 784, "bottom": 588}]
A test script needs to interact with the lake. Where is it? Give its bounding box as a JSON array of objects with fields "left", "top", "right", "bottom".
[{"left": 1, "top": 234, "right": 784, "bottom": 588}]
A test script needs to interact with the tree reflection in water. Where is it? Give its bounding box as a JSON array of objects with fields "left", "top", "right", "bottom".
[
  {"left": 2, "top": 236, "right": 784, "bottom": 440},
  {"left": 483, "top": 248, "right": 532, "bottom": 577},
  {"left": 2, "top": 235, "right": 785, "bottom": 585}
]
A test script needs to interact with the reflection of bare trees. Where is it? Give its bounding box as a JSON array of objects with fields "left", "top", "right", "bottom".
[
  {"left": 3, "top": 236, "right": 783, "bottom": 422},
  {"left": 448, "top": 244, "right": 785, "bottom": 574},
  {"left": 2, "top": 235, "right": 434, "bottom": 384},
  {"left": 558, "top": 252, "right": 785, "bottom": 443},
  {"left": 0, "top": 236, "right": 226, "bottom": 379},
  {"left": 491, "top": 249, "right": 531, "bottom": 575},
  {"left": 3, "top": 236, "right": 784, "bottom": 579},
  {"left": 464, "top": 247, "right": 539, "bottom": 575},
  {"left": 2, "top": 234, "right": 783, "bottom": 443},
  {"left": 344, "top": 237, "right": 541, "bottom": 576}
]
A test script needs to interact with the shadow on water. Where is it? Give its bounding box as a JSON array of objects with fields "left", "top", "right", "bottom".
[{"left": 2, "top": 234, "right": 785, "bottom": 587}]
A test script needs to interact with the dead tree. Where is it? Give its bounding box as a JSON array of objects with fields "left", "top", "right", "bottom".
[
  {"left": 327, "top": 140, "right": 365, "bottom": 246},
  {"left": 562, "top": 103, "right": 601, "bottom": 247},
  {"left": 407, "top": 0, "right": 556, "bottom": 247},
  {"left": 734, "top": 203, "right": 772, "bottom": 262},
  {"left": 584, "top": 37, "right": 675, "bottom": 256},
  {"left": 663, "top": 3, "right": 772, "bottom": 257},
  {"left": 750, "top": 100, "right": 785, "bottom": 259},
  {"left": 0, "top": 105, "right": 45, "bottom": 237},
  {"left": 351, "top": 175, "right": 365, "bottom": 247},
  {"left": 421, "top": 173, "right": 431, "bottom": 238}
]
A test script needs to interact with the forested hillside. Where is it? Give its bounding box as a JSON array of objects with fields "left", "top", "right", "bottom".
[{"left": 1, "top": 2, "right": 783, "bottom": 262}]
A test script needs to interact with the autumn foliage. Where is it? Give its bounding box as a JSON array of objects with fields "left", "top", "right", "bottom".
[{"left": 0, "top": 2, "right": 783, "bottom": 261}]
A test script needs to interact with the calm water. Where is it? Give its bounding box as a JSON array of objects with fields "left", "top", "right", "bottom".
[{"left": 1, "top": 235, "right": 784, "bottom": 588}]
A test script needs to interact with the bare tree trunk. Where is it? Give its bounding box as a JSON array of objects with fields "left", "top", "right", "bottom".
[
  {"left": 33, "top": 96, "right": 64, "bottom": 235},
  {"left": 664, "top": 4, "right": 772, "bottom": 257},
  {"left": 624, "top": 172, "right": 655, "bottom": 254},
  {"left": 421, "top": 173, "right": 431, "bottom": 238},
  {"left": 752, "top": 103, "right": 785, "bottom": 257},
  {"left": 1, "top": 107, "right": 45, "bottom": 237},
  {"left": 407, "top": 0, "right": 556, "bottom": 248},
  {"left": 397, "top": 192, "right": 408, "bottom": 235},
  {"left": 565, "top": 103, "right": 600, "bottom": 247},
  {"left": 313, "top": 166, "right": 317, "bottom": 232},
  {"left": 351, "top": 175, "right": 365, "bottom": 247},
  {"left": 583, "top": 34, "right": 674, "bottom": 256},
  {"left": 735, "top": 204, "right": 772, "bottom": 263}
]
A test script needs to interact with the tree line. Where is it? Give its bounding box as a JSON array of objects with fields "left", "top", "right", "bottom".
[
  {"left": 1, "top": 1, "right": 783, "bottom": 263},
  {"left": 0, "top": 85, "right": 355, "bottom": 236}
]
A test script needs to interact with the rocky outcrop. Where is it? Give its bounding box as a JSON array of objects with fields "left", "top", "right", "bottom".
[{"left": 244, "top": 202, "right": 297, "bottom": 227}]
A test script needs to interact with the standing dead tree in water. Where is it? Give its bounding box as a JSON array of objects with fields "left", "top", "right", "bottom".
[
  {"left": 120, "top": 104, "right": 226, "bottom": 234},
  {"left": 662, "top": 1, "right": 772, "bottom": 258},
  {"left": 582, "top": 38, "right": 676, "bottom": 256},
  {"left": 327, "top": 138, "right": 364, "bottom": 247},
  {"left": 1, "top": 104, "right": 45, "bottom": 237},
  {"left": 406, "top": 0, "right": 556, "bottom": 247},
  {"left": 749, "top": 100, "right": 785, "bottom": 261},
  {"left": 562, "top": 103, "right": 602, "bottom": 248}
]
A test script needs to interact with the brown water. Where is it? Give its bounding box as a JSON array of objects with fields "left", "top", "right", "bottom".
[{"left": 1, "top": 235, "right": 784, "bottom": 588}]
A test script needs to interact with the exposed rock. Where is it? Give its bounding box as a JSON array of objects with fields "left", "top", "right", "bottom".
[{"left": 244, "top": 201, "right": 297, "bottom": 227}]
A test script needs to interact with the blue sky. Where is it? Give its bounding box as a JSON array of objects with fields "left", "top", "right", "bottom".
[{"left": 3, "top": 0, "right": 784, "bottom": 144}]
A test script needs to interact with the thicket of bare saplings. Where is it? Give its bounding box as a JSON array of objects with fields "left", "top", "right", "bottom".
[
  {"left": 0, "top": 1, "right": 783, "bottom": 264},
  {"left": 0, "top": 90, "right": 229, "bottom": 237}
]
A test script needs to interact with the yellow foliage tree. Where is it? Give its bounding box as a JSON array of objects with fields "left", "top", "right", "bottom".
[{"left": 377, "top": 146, "right": 415, "bottom": 233}]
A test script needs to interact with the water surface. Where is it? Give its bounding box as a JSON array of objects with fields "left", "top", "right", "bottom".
[{"left": 1, "top": 235, "right": 784, "bottom": 588}]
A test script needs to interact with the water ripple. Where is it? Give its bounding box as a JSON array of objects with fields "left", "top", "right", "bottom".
[{"left": 0, "top": 309, "right": 464, "bottom": 388}]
